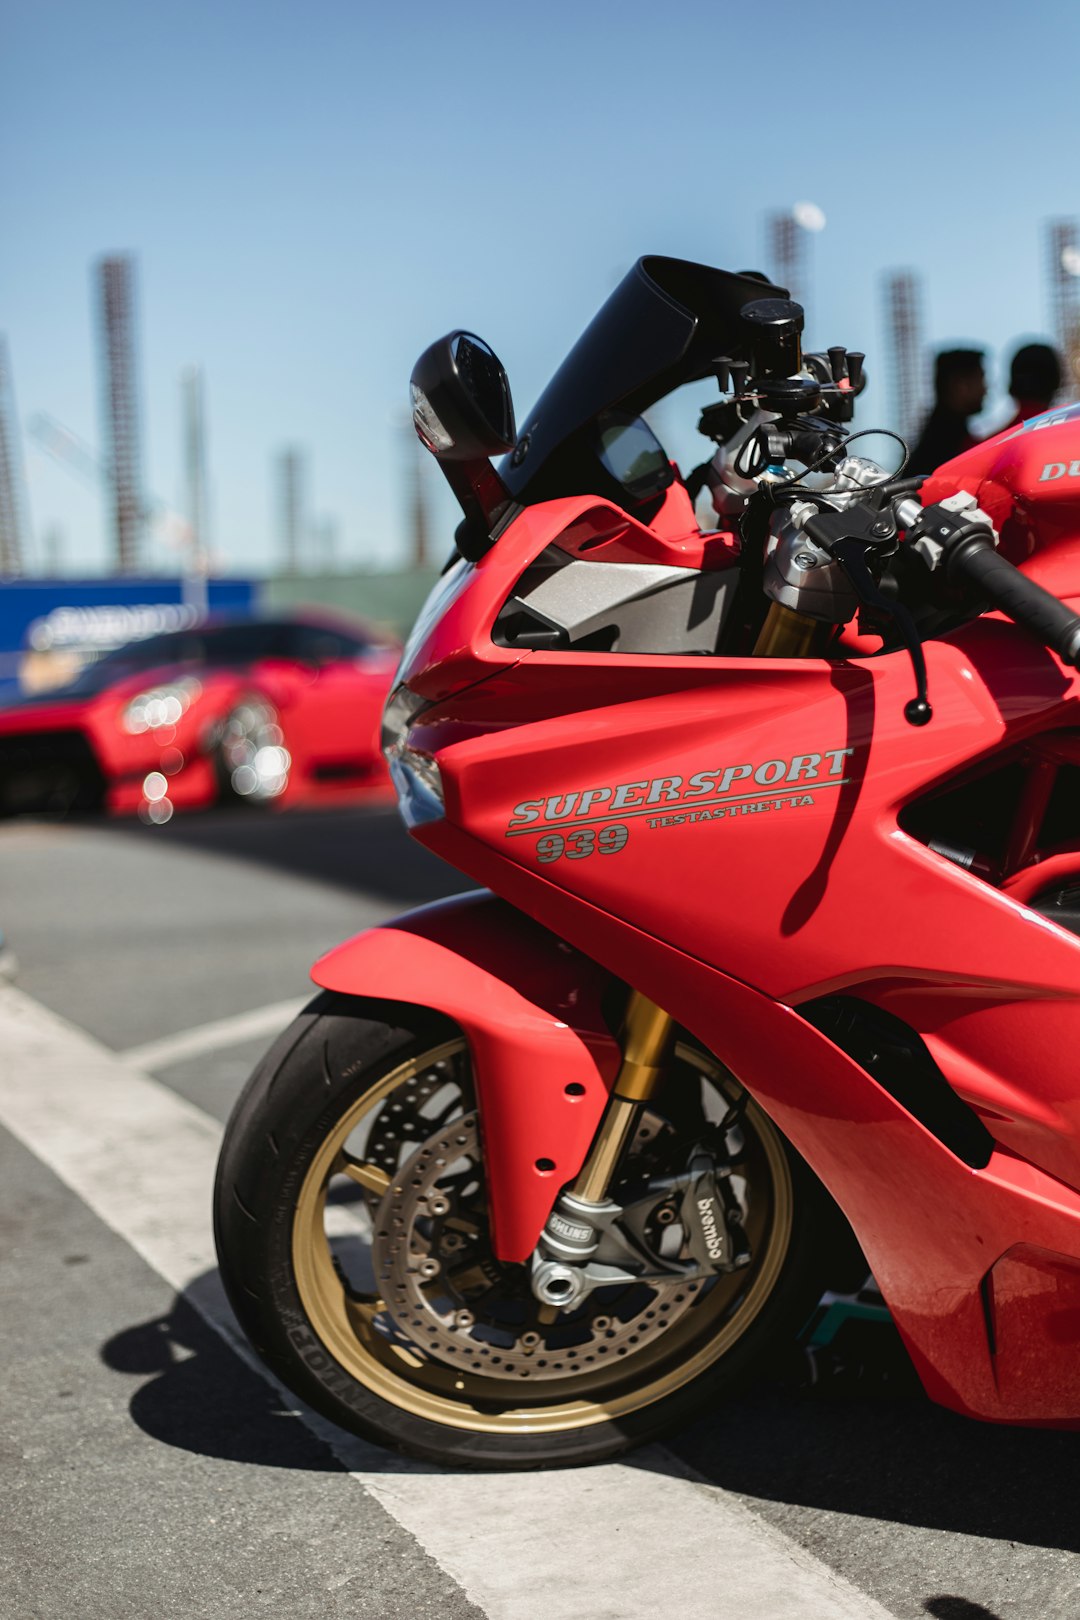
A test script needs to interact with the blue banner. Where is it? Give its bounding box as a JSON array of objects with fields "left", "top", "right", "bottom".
[{"left": 0, "top": 578, "right": 258, "bottom": 699}]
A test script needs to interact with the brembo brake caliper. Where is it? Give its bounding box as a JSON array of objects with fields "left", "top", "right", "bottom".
[
  {"left": 531, "top": 1147, "right": 751, "bottom": 1313},
  {"left": 531, "top": 992, "right": 752, "bottom": 1313}
]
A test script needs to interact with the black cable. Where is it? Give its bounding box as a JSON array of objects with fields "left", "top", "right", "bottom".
[
  {"left": 880, "top": 474, "right": 925, "bottom": 497},
  {"left": 767, "top": 427, "right": 910, "bottom": 493}
]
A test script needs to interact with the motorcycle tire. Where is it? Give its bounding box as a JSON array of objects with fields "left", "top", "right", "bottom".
[{"left": 214, "top": 991, "right": 850, "bottom": 1470}]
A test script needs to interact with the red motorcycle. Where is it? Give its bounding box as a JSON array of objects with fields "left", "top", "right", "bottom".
[{"left": 215, "top": 257, "right": 1080, "bottom": 1468}]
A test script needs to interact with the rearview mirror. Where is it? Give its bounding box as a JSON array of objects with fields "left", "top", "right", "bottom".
[{"left": 410, "top": 332, "right": 516, "bottom": 462}]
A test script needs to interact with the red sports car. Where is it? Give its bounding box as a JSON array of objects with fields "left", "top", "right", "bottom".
[{"left": 0, "top": 612, "right": 399, "bottom": 822}]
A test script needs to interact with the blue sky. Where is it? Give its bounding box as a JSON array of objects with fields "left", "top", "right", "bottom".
[{"left": 4, "top": 0, "right": 1079, "bottom": 576}]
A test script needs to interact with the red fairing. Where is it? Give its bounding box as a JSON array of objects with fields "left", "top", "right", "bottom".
[
  {"left": 923, "top": 400, "right": 1080, "bottom": 565},
  {"left": 312, "top": 893, "right": 620, "bottom": 1261},
  {"left": 321, "top": 369, "right": 1080, "bottom": 1423}
]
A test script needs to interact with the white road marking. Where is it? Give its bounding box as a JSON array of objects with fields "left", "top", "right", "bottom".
[
  {"left": 119, "top": 996, "right": 309, "bottom": 1072},
  {"left": 0, "top": 984, "right": 894, "bottom": 1620}
]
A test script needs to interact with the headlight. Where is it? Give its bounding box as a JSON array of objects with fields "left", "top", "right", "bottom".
[
  {"left": 122, "top": 678, "right": 201, "bottom": 734},
  {"left": 388, "top": 754, "right": 444, "bottom": 828},
  {"left": 381, "top": 682, "right": 443, "bottom": 827}
]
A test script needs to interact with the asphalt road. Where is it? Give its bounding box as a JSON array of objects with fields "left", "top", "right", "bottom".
[{"left": 2, "top": 805, "right": 1080, "bottom": 1619}]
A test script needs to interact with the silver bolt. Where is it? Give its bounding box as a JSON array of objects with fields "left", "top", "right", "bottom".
[{"left": 793, "top": 551, "right": 818, "bottom": 571}]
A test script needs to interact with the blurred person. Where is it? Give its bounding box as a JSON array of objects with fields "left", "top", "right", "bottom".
[
  {"left": 907, "top": 347, "right": 987, "bottom": 473},
  {"left": 1000, "top": 341, "right": 1062, "bottom": 430}
]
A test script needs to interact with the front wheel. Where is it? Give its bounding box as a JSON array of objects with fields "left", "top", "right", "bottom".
[{"left": 214, "top": 994, "right": 844, "bottom": 1469}]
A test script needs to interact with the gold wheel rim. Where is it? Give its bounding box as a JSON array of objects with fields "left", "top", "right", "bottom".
[{"left": 292, "top": 1037, "right": 793, "bottom": 1434}]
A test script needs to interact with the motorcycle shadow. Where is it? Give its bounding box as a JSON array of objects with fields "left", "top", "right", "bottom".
[
  {"left": 99, "top": 1272, "right": 343, "bottom": 1474},
  {"left": 100, "top": 1266, "right": 1080, "bottom": 1552},
  {"left": 104, "top": 802, "right": 475, "bottom": 905}
]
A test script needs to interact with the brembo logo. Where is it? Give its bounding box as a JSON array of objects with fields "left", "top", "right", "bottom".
[
  {"left": 697, "top": 1197, "right": 726, "bottom": 1262},
  {"left": 508, "top": 748, "right": 854, "bottom": 829},
  {"left": 1040, "top": 461, "right": 1080, "bottom": 482}
]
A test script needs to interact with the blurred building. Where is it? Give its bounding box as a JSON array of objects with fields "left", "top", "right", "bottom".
[
  {"left": 0, "top": 336, "right": 29, "bottom": 577},
  {"left": 883, "top": 271, "right": 926, "bottom": 442},
  {"left": 766, "top": 211, "right": 806, "bottom": 308},
  {"left": 275, "top": 446, "right": 306, "bottom": 572},
  {"left": 95, "top": 255, "right": 145, "bottom": 574},
  {"left": 407, "top": 426, "right": 430, "bottom": 570},
  {"left": 1046, "top": 219, "right": 1080, "bottom": 397},
  {"left": 181, "top": 366, "right": 209, "bottom": 574},
  {"left": 265, "top": 564, "right": 440, "bottom": 644}
]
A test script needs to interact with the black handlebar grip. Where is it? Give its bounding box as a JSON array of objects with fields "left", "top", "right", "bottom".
[{"left": 947, "top": 532, "right": 1080, "bottom": 667}]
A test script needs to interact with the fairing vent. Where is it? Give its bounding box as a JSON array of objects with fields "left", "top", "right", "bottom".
[
  {"left": 1028, "top": 881, "right": 1080, "bottom": 939},
  {"left": 798, "top": 995, "right": 994, "bottom": 1170}
]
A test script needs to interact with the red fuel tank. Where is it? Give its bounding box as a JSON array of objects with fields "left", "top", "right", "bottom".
[{"left": 922, "top": 401, "right": 1080, "bottom": 562}]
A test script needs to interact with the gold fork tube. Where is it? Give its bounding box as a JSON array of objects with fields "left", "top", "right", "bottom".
[
  {"left": 569, "top": 604, "right": 824, "bottom": 1207},
  {"left": 570, "top": 991, "right": 675, "bottom": 1204},
  {"left": 571, "top": 1097, "right": 642, "bottom": 1205},
  {"left": 754, "top": 601, "right": 831, "bottom": 658}
]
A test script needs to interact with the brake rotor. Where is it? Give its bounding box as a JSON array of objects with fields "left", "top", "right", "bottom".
[{"left": 372, "top": 1110, "right": 706, "bottom": 1381}]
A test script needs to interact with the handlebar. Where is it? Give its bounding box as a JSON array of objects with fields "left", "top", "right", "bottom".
[
  {"left": 786, "top": 492, "right": 1080, "bottom": 726},
  {"left": 945, "top": 526, "right": 1080, "bottom": 668}
]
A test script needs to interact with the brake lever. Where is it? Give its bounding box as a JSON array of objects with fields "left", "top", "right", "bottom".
[
  {"left": 802, "top": 508, "right": 933, "bottom": 727},
  {"left": 830, "top": 540, "right": 932, "bottom": 726}
]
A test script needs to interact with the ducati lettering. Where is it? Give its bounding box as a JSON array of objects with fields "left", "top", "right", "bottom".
[
  {"left": 506, "top": 747, "right": 854, "bottom": 835},
  {"left": 1039, "top": 461, "right": 1080, "bottom": 481}
]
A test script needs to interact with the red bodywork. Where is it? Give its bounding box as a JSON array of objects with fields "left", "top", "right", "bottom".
[
  {"left": 0, "top": 613, "right": 397, "bottom": 818},
  {"left": 314, "top": 406, "right": 1080, "bottom": 1426}
]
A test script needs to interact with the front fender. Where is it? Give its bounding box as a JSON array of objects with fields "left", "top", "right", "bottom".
[{"left": 311, "top": 892, "right": 621, "bottom": 1260}]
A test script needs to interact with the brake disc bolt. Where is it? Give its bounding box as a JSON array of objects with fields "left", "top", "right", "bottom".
[
  {"left": 417, "top": 1257, "right": 440, "bottom": 1278},
  {"left": 428, "top": 1193, "right": 450, "bottom": 1216},
  {"left": 454, "top": 1309, "right": 475, "bottom": 1330}
]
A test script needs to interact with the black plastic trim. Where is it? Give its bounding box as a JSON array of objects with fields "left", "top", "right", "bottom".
[{"left": 798, "top": 994, "right": 994, "bottom": 1169}]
